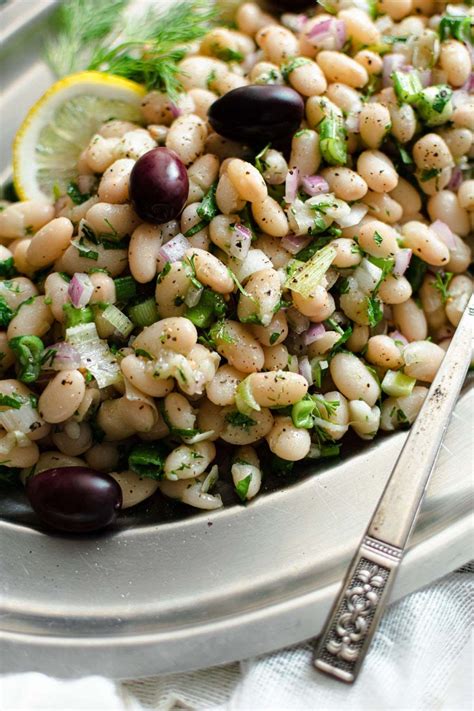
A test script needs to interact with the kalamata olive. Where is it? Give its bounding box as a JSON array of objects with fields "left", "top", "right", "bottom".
[
  {"left": 26, "top": 467, "right": 122, "bottom": 533},
  {"left": 208, "top": 85, "right": 305, "bottom": 146},
  {"left": 129, "top": 147, "right": 189, "bottom": 224}
]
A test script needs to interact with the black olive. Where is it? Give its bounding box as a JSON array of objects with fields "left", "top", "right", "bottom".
[{"left": 208, "top": 85, "right": 304, "bottom": 146}]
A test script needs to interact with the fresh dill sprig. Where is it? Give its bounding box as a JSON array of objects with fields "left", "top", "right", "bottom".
[
  {"left": 45, "top": 0, "right": 128, "bottom": 78},
  {"left": 45, "top": 0, "right": 217, "bottom": 99}
]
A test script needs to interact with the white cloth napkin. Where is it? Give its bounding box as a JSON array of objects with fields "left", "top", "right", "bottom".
[{"left": 1, "top": 565, "right": 472, "bottom": 711}]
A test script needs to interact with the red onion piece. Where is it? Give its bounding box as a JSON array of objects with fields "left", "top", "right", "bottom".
[
  {"left": 306, "top": 19, "right": 345, "bottom": 50},
  {"left": 393, "top": 248, "right": 412, "bottom": 277},
  {"left": 168, "top": 102, "right": 182, "bottom": 119},
  {"left": 159, "top": 233, "right": 188, "bottom": 263},
  {"left": 418, "top": 69, "right": 432, "bottom": 87},
  {"left": 303, "top": 322, "right": 325, "bottom": 345},
  {"left": 68, "top": 273, "right": 94, "bottom": 308},
  {"left": 298, "top": 356, "right": 313, "bottom": 386},
  {"left": 388, "top": 331, "right": 408, "bottom": 347},
  {"left": 42, "top": 342, "right": 82, "bottom": 370},
  {"left": 301, "top": 175, "right": 329, "bottom": 197},
  {"left": 463, "top": 72, "right": 474, "bottom": 93},
  {"left": 281, "top": 233, "right": 311, "bottom": 255},
  {"left": 382, "top": 54, "right": 407, "bottom": 87},
  {"left": 448, "top": 167, "right": 463, "bottom": 191},
  {"left": 431, "top": 220, "right": 456, "bottom": 249},
  {"left": 335, "top": 203, "right": 368, "bottom": 229},
  {"left": 285, "top": 167, "right": 299, "bottom": 203},
  {"left": 230, "top": 223, "right": 252, "bottom": 259}
]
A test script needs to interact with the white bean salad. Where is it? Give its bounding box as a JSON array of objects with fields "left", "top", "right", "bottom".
[{"left": 1, "top": 0, "right": 473, "bottom": 532}]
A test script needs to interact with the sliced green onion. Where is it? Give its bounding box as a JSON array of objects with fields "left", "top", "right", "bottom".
[
  {"left": 286, "top": 244, "right": 337, "bottom": 298},
  {"left": 415, "top": 85, "right": 453, "bottom": 126},
  {"left": 381, "top": 369, "right": 416, "bottom": 397},
  {"left": 391, "top": 70, "right": 422, "bottom": 104},
  {"left": 186, "top": 289, "right": 226, "bottom": 328},
  {"left": 128, "top": 442, "right": 167, "bottom": 480},
  {"left": 114, "top": 276, "right": 137, "bottom": 302},
  {"left": 8, "top": 335, "right": 44, "bottom": 383},
  {"left": 0, "top": 393, "right": 23, "bottom": 410},
  {"left": 291, "top": 396, "right": 315, "bottom": 429},
  {"left": 319, "top": 114, "right": 347, "bottom": 166},
  {"left": 63, "top": 303, "right": 94, "bottom": 328},
  {"left": 438, "top": 14, "right": 472, "bottom": 43},
  {"left": 128, "top": 298, "right": 158, "bottom": 328},
  {"left": 235, "top": 376, "right": 260, "bottom": 416},
  {"left": 101, "top": 304, "right": 133, "bottom": 337}
]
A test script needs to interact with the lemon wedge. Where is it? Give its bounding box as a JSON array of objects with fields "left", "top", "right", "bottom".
[{"left": 13, "top": 71, "right": 146, "bottom": 202}]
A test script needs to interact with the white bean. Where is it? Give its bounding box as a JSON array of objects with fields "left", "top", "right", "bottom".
[
  {"left": 38, "top": 370, "right": 85, "bottom": 424},
  {"left": 110, "top": 470, "right": 159, "bottom": 508},
  {"left": 266, "top": 416, "right": 311, "bottom": 461},
  {"left": 164, "top": 441, "right": 216, "bottom": 480},
  {"left": 403, "top": 341, "right": 445, "bottom": 382},
  {"left": 330, "top": 352, "right": 380, "bottom": 406}
]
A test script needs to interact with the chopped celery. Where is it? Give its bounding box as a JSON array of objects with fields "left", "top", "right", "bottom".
[
  {"left": 66, "top": 322, "right": 121, "bottom": 388},
  {"left": 381, "top": 369, "right": 416, "bottom": 397},
  {"left": 415, "top": 85, "right": 453, "bottom": 126},
  {"left": 391, "top": 70, "right": 422, "bottom": 104},
  {"left": 235, "top": 376, "right": 260, "bottom": 416},
  {"left": 286, "top": 244, "right": 337, "bottom": 298},
  {"left": 101, "top": 304, "right": 133, "bottom": 337},
  {"left": 128, "top": 298, "right": 158, "bottom": 328},
  {"left": 319, "top": 115, "right": 347, "bottom": 166}
]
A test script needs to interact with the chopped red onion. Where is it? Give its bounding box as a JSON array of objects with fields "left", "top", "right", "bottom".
[
  {"left": 345, "top": 112, "right": 360, "bottom": 133},
  {"left": 68, "top": 273, "right": 94, "bottom": 308},
  {"left": 393, "top": 248, "right": 412, "bottom": 277},
  {"left": 285, "top": 168, "right": 299, "bottom": 203},
  {"left": 281, "top": 233, "right": 311, "bottom": 255},
  {"left": 230, "top": 223, "right": 252, "bottom": 259},
  {"left": 158, "top": 233, "right": 188, "bottom": 263},
  {"left": 298, "top": 356, "right": 313, "bottom": 386},
  {"left": 281, "top": 12, "right": 307, "bottom": 32},
  {"left": 42, "top": 342, "right": 82, "bottom": 370},
  {"left": 431, "top": 220, "right": 456, "bottom": 249},
  {"left": 462, "top": 73, "right": 474, "bottom": 93},
  {"left": 448, "top": 167, "right": 463, "bottom": 191},
  {"left": 303, "top": 322, "right": 325, "bottom": 345},
  {"left": 305, "top": 18, "right": 346, "bottom": 50},
  {"left": 286, "top": 307, "right": 309, "bottom": 334},
  {"left": 335, "top": 203, "right": 368, "bottom": 229},
  {"left": 388, "top": 330, "right": 408, "bottom": 347},
  {"left": 168, "top": 102, "right": 182, "bottom": 119},
  {"left": 418, "top": 69, "right": 432, "bottom": 88},
  {"left": 301, "top": 175, "right": 329, "bottom": 197},
  {"left": 382, "top": 54, "right": 407, "bottom": 87}
]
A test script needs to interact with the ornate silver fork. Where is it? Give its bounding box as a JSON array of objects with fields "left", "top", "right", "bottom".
[{"left": 314, "top": 296, "right": 473, "bottom": 683}]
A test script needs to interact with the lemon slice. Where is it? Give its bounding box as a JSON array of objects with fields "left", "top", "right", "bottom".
[{"left": 13, "top": 71, "right": 146, "bottom": 202}]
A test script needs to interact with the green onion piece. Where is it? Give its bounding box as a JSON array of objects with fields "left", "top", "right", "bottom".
[
  {"left": 415, "top": 85, "right": 453, "bottom": 126},
  {"left": 291, "top": 396, "right": 315, "bottom": 429},
  {"left": 63, "top": 303, "right": 94, "bottom": 328},
  {"left": 391, "top": 70, "right": 422, "bottom": 104},
  {"left": 0, "top": 257, "right": 17, "bottom": 278},
  {"left": 319, "top": 114, "right": 347, "bottom": 166},
  {"left": 235, "top": 376, "right": 261, "bottom": 416},
  {"left": 128, "top": 298, "right": 158, "bottom": 328},
  {"left": 438, "top": 14, "right": 472, "bottom": 43},
  {"left": 235, "top": 473, "right": 252, "bottom": 502},
  {"left": 101, "top": 304, "right": 134, "bottom": 337},
  {"left": 8, "top": 336, "right": 44, "bottom": 383},
  {"left": 381, "top": 369, "right": 416, "bottom": 397},
  {"left": 286, "top": 244, "right": 337, "bottom": 298},
  {"left": 114, "top": 276, "right": 137, "bottom": 302},
  {"left": 320, "top": 444, "right": 341, "bottom": 458},
  {"left": 128, "top": 443, "right": 167, "bottom": 480},
  {"left": 186, "top": 289, "right": 226, "bottom": 328}
]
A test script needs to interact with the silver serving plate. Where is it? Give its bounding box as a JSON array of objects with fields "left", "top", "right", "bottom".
[{"left": 0, "top": 1, "right": 473, "bottom": 679}]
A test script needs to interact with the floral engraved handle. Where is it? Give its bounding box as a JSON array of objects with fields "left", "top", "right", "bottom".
[{"left": 314, "top": 536, "right": 402, "bottom": 682}]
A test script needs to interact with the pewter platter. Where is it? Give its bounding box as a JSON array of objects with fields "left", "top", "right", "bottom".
[{"left": 0, "top": 0, "right": 473, "bottom": 680}]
